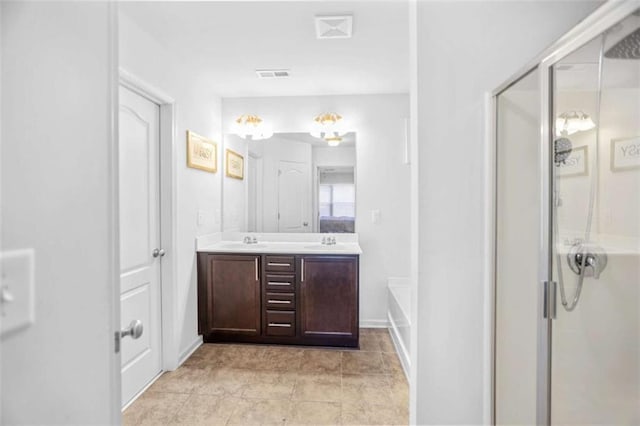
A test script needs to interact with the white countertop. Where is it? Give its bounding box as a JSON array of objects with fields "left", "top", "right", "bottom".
[{"left": 196, "top": 232, "right": 362, "bottom": 255}]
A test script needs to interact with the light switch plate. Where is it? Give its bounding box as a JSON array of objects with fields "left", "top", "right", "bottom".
[
  {"left": 1, "top": 249, "right": 35, "bottom": 338},
  {"left": 197, "top": 209, "right": 206, "bottom": 226}
]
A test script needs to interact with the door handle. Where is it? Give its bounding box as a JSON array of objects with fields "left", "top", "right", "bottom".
[
  {"left": 303, "top": 222, "right": 309, "bottom": 227},
  {"left": 120, "top": 319, "right": 144, "bottom": 340},
  {"left": 152, "top": 248, "right": 166, "bottom": 258}
]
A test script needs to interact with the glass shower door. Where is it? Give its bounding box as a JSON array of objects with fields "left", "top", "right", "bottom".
[{"left": 550, "top": 10, "right": 640, "bottom": 424}]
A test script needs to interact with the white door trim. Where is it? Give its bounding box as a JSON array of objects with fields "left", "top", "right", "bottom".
[
  {"left": 108, "top": 3, "right": 121, "bottom": 424},
  {"left": 118, "top": 68, "right": 180, "bottom": 372}
]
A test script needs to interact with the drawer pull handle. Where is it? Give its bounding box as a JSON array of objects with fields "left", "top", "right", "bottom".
[
  {"left": 268, "top": 300, "right": 291, "bottom": 304},
  {"left": 268, "top": 262, "right": 290, "bottom": 267},
  {"left": 268, "top": 282, "right": 291, "bottom": 286},
  {"left": 255, "top": 258, "right": 259, "bottom": 281},
  {"left": 268, "top": 323, "right": 292, "bottom": 328}
]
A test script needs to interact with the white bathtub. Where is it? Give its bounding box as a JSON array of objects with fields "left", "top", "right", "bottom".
[{"left": 387, "top": 277, "right": 410, "bottom": 378}]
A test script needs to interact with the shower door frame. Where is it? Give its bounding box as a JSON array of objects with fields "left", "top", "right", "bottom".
[{"left": 489, "top": 1, "right": 640, "bottom": 424}]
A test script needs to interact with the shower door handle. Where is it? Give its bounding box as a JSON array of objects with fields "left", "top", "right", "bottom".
[{"left": 543, "top": 281, "right": 557, "bottom": 319}]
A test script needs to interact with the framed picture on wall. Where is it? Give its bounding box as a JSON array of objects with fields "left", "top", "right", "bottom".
[
  {"left": 186, "top": 130, "right": 217, "bottom": 173},
  {"left": 611, "top": 137, "right": 640, "bottom": 172},
  {"left": 225, "top": 149, "right": 244, "bottom": 179},
  {"left": 556, "top": 145, "right": 588, "bottom": 178}
]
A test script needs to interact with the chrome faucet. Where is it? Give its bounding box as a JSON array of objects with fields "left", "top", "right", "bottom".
[
  {"left": 243, "top": 236, "right": 258, "bottom": 244},
  {"left": 322, "top": 236, "right": 336, "bottom": 245}
]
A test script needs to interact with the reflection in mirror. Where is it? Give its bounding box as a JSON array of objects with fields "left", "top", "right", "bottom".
[{"left": 222, "top": 132, "right": 356, "bottom": 233}]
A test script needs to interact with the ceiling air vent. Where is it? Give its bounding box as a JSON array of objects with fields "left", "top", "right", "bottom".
[
  {"left": 315, "top": 15, "right": 353, "bottom": 39},
  {"left": 255, "top": 69, "right": 291, "bottom": 79}
]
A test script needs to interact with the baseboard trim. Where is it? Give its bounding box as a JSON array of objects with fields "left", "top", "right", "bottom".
[
  {"left": 121, "top": 370, "right": 163, "bottom": 412},
  {"left": 360, "top": 319, "right": 389, "bottom": 328},
  {"left": 388, "top": 312, "right": 410, "bottom": 381},
  {"left": 178, "top": 335, "right": 203, "bottom": 367}
]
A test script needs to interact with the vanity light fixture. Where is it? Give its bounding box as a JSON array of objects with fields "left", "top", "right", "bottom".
[
  {"left": 310, "top": 112, "right": 347, "bottom": 147},
  {"left": 555, "top": 110, "right": 596, "bottom": 136},
  {"left": 232, "top": 114, "right": 274, "bottom": 140}
]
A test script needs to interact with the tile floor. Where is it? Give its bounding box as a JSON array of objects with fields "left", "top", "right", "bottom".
[{"left": 124, "top": 328, "right": 409, "bottom": 425}]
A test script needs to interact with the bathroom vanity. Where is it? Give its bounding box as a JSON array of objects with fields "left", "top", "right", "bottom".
[{"left": 196, "top": 235, "right": 361, "bottom": 348}]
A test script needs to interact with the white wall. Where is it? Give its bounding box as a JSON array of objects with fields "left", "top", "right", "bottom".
[
  {"left": 222, "top": 135, "right": 248, "bottom": 232},
  {"left": 223, "top": 95, "right": 410, "bottom": 326},
  {"left": 410, "top": 1, "right": 603, "bottom": 424},
  {"left": 494, "top": 75, "right": 540, "bottom": 425},
  {"left": 119, "top": 13, "right": 223, "bottom": 359},
  {"left": 1, "top": 2, "right": 118, "bottom": 423},
  {"left": 313, "top": 146, "right": 356, "bottom": 168}
]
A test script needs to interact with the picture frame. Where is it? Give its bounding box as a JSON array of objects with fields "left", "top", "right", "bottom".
[
  {"left": 556, "top": 145, "right": 588, "bottom": 178},
  {"left": 610, "top": 136, "right": 640, "bottom": 172},
  {"left": 186, "top": 130, "right": 217, "bottom": 173},
  {"left": 225, "top": 149, "right": 244, "bottom": 180}
]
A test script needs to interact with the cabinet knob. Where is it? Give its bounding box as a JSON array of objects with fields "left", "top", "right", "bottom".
[{"left": 152, "top": 248, "right": 166, "bottom": 258}]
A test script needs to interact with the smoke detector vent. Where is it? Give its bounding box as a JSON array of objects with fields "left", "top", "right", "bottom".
[
  {"left": 256, "top": 69, "right": 291, "bottom": 79},
  {"left": 315, "top": 15, "right": 353, "bottom": 39}
]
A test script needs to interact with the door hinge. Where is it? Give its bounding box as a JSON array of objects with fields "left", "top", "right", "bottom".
[
  {"left": 114, "top": 330, "right": 121, "bottom": 353},
  {"left": 278, "top": 169, "right": 282, "bottom": 176},
  {"left": 278, "top": 212, "right": 280, "bottom": 220},
  {"left": 543, "top": 280, "right": 557, "bottom": 319}
]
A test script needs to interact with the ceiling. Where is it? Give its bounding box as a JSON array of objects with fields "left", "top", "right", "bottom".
[{"left": 120, "top": 1, "right": 410, "bottom": 98}]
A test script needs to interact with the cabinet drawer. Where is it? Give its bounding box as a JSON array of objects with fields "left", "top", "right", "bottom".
[
  {"left": 265, "top": 292, "right": 295, "bottom": 310},
  {"left": 265, "top": 274, "right": 295, "bottom": 292},
  {"left": 266, "top": 310, "right": 296, "bottom": 336},
  {"left": 265, "top": 256, "right": 295, "bottom": 272}
]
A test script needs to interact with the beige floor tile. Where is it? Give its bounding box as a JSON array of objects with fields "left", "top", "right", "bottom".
[
  {"left": 227, "top": 398, "right": 290, "bottom": 425},
  {"left": 126, "top": 330, "right": 408, "bottom": 425},
  {"left": 359, "top": 334, "right": 383, "bottom": 352},
  {"left": 171, "top": 394, "right": 238, "bottom": 425},
  {"left": 288, "top": 401, "right": 342, "bottom": 425},
  {"left": 147, "top": 367, "right": 207, "bottom": 394},
  {"left": 341, "top": 351, "right": 387, "bottom": 375},
  {"left": 341, "top": 374, "right": 391, "bottom": 405},
  {"left": 359, "top": 328, "right": 388, "bottom": 336},
  {"left": 341, "top": 401, "right": 407, "bottom": 426},
  {"left": 300, "top": 349, "right": 342, "bottom": 374},
  {"left": 377, "top": 333, "right": 396, "bottom": 353},
  {"left": 123, "top": 391, "right": 189, "bottom": 426},
  {"left": 388, "top": 375, "right": 410, "bottom": 410},
  {"left": 261, "top": 347, "right": 304, "bottom": 372},
  {"left": 381, "top": 352, "right": 404, "bottom": 375},
  {"left": 242, "top": 381, "right": 295, "bottom": 399},
  {"left": 194, "top": 367, "right": 255, "bottom": 397},
  {"left": 292, "top": 372, "right": 342, "bottom": 402},
  {"left": 250, "top": 369, "right": 299, "bottom": 385},
  {"left": 228, "top": 345, "right": 269, "bottom": 369}
]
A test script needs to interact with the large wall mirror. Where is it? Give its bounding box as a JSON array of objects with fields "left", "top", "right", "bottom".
[{"left": 222, "top": 132, "right": 356, "bottom": 233}]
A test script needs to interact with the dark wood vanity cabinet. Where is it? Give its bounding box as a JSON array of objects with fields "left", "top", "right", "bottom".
[
  {"left": 300, "top": 256, "right": 359, "bottom": 345},
  {"left": 197, "top": 254, "right": 261, "bottom": 337},
  {"left": 197, "top": 252, "right": 358, "bottom": 347}
]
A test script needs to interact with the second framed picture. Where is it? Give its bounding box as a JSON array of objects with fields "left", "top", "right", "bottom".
[{"left": 225, "top": 149, "right": 244, "bottom": 179}]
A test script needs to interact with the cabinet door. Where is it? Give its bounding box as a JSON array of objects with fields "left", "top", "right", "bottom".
[
  {"left": 207, "top": 255, "right": 261, "bottom": 335},
  {"left": 300, "top": 256, "right": 358, "bottom": 339}
]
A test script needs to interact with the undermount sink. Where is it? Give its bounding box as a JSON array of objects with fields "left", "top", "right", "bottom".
[{"left": 217, "top": 242, "right": 269, "bottom": 249}]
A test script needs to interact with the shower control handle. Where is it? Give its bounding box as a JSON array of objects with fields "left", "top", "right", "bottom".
[{"left": 567, "top": 242, "right": 608, "bottom": 279}]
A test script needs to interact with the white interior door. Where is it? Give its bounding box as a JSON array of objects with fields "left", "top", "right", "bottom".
[
  {"left": 118, "top": 86, "right": 162, "bottom": 407},
  {"left": 278, "top": 160, "right": 311, "bottom": 232}
]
